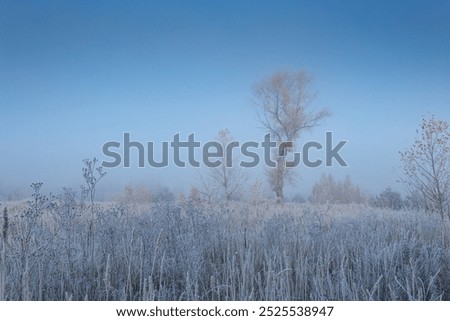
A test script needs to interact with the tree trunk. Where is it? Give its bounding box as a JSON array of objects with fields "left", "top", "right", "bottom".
[{"left": 275, "top": 156, "right": 285, "bottom": 203}]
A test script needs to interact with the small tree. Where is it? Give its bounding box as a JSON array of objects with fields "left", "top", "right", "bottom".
[
  {"left": 400, "top": 116, "right": 450, "bottom": 220},
  {"left": 200, "top": 129, "right": 245, "bottom": 202},
  {"left": 372, "top": 187, "right": 403, "bottom": 210},
  {"left": 309, "top": 174, "right": 336, "bottom": 204},
  {"left": 252, "top": 70, "right": 329, "bottom": 202},
  {"left": 309, "top": 174, "right": 366, "bottom": 204}
]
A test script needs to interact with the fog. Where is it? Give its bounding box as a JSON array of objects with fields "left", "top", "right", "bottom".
[
  {"left": 1, "top": 1, "right": 449, "bottom": 200},
  {"left": 3, "top": 2, "right": 450, "bottom": 305}
]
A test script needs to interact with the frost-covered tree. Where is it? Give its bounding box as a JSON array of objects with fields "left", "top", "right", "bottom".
[
  {"left": 200, "top": 129, "right": 245, "bottom": 202},
  {"left": 309, "top": 174, "right": 337, "bottom": 204},
  {"left": 252, "top": 70, "right": 329, "bottom": 202},
  {"left": 400, "top": 116, "right": 450, "bottom": 220},
  {"left": 372, "top": 187, "right": 403, "bottom": 210},
  {"left": 309, "top": 174, "right": 366, "bottom": 204}
]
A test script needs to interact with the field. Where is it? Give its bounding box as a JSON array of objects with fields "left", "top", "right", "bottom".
[{"left": 1, "top": 194, "right": 449, "bottom": 301}]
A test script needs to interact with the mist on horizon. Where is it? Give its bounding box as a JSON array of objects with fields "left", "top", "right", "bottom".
[{"left": 1, "top": 1, "right": 450, "bottom": 202}]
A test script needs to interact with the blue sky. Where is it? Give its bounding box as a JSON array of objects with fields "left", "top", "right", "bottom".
[{"left": 1, "top": 0, "right": 450, "bottom": 199}]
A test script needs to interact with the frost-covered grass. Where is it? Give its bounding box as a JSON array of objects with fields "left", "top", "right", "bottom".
[{"left": 0, "top": 198, "right": 449, "bottom": 301}]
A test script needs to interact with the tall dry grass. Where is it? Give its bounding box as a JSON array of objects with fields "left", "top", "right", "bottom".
[{"left": 0, "top": 196, "right": 449, "bottom": 301}]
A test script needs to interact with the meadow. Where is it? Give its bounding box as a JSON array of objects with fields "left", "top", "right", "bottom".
[{"left": 1, "top": 190, "right": 449, "bottom": 301}]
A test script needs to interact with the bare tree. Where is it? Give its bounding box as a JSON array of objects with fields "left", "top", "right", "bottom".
[
  {"left": 200, "top": 129, "right": 246, "bottom": 203},
  {"left": 197, "top": 172, "right": 217, "bottom": 204},
  {"left": 400, "top": 115, "right": 450, "bottom": 220},
  {"left": 252, "top": 70, "right": 329, "bottom": 202}
]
